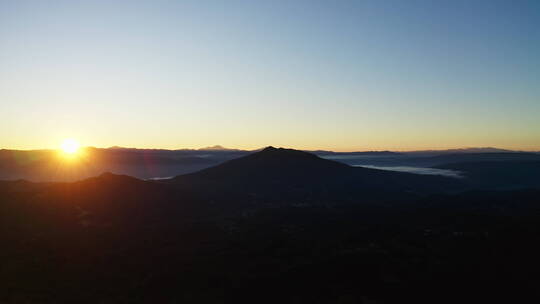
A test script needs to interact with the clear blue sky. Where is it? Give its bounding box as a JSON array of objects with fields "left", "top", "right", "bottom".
[{"left": 1, "top": 0, "right": 539, "bottom": 151}]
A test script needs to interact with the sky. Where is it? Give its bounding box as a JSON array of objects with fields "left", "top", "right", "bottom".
[{"left": 1, "top": 0, "right": 539, "bottom": 151}]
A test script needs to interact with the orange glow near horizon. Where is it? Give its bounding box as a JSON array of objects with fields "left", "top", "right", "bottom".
[{"left": 4, "top": 141, "right": 540, "bottom": 153}]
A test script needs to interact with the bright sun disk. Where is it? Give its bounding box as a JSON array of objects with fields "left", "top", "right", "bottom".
[{"left": 60, "top": 139, "right": 80, "bottom": 154}]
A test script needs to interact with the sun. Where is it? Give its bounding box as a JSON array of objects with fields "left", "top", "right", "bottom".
[{"left": 60, "top": 139, "right": 81, "bottom": 155}]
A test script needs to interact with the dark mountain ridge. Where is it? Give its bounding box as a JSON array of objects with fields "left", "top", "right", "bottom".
[
  {"left": 171, "top": 147, "right": 466, "bottom": 202},
  {"left": 180, "top": 146, "right": 350, "bottom": 180}
]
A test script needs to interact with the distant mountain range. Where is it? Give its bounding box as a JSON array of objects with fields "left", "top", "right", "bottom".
[
  {"left": 101, "top": 146, "right": 530, "bottom": 154},
  {"left": 402, "top": 147, "right": 519, "bottom": 155},
  {"left": 0, "top": 146, "right": 538, "bottom": 182}
]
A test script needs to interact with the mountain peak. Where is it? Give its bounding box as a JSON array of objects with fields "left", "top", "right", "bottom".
[
  {"left": 251, "top": 146, "right": 324, "bottom": 160},
  {"left": 261, "top": 146, "right": 277, "bottom": 152},
  {"left": 198, "top": 145, "right": 231, "bottom": 151},
  {"left": 174, "top": 147, "right": 350, "bottom": 181}
]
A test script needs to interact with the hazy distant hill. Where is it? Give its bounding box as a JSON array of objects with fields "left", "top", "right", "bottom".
[
  {"left": 312, "top": 147, "right": 518, "bottom": 157},
  {"left": 197, "top": 145, "right": 245, "bottom": 151},
  {"left": 405, "top": 147, "right": 517, "bottom": 155},
  {"left": 310, "top": 150, "right": 401, "bottom": 156},
  {"left": 326, "top": 151, "right": 540, "bottom": 167}
]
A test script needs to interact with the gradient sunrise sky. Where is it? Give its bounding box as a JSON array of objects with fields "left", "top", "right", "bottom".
[{"left": 1, "top": 0, "right": 539, "bottom": 151}]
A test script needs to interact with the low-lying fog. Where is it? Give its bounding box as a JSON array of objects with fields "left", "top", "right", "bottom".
[{"left": 355, "top": 165, "right": 462, "bottom": 178}]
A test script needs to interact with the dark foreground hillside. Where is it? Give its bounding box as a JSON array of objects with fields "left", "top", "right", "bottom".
[{"left": 1, "top": 148, "right": 540, "bottom": 303}]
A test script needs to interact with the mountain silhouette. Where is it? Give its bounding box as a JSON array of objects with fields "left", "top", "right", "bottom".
[
  {"left": 197, "top": 145, "right": 239, "bottom": 151},
  {"left": 181, "top": 146, "right": 350, "bottom": 180},
  {"left": 171, "top": 147, "right": 466, "bottom": 201}
]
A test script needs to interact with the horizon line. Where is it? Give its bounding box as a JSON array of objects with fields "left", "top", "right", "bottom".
[{"left": 2, "top": 145, "right": 539, "bottom": 153}]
